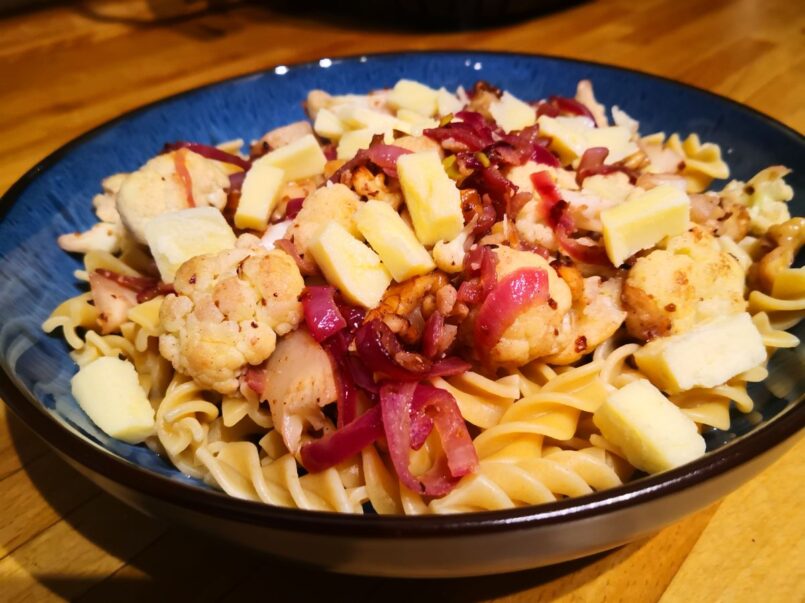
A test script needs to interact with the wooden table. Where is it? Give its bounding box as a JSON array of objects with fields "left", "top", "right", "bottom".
[{"left": 1, "top": 0, "right": 803, "bottom": 600}]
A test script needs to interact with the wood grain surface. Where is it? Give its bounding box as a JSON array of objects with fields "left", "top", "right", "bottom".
[{"left": 0, "top": 0, "right": 803, "bottom": 600}]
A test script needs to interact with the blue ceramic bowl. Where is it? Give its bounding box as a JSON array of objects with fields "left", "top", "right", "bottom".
[{"left": 1, "top": 51, "right": 803, "bottom": 577}]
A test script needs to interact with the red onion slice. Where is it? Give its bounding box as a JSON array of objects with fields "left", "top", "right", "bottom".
[
  {"left": 300, "top": 405, "right": 384, "bottom": 473},
  {"left": 94, "top": 269, "right": 173, "bottom": 303},
  {"left": 474, "top": 268, "right": 549, "bottom": 358},
  {"left": 301, "top": 286, "right": 347, "bottom": 343},
  {"left": 380, "top": 382, "right": 478, "bottom": 497},
  {"left": 164, "top": 141, "right": 252, "bottom": 171}
]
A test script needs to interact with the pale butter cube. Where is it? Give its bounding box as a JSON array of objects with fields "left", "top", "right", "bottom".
[
  {"left": 313, "top": 107, "right": 345, "bottom": 141},
  {"left": 593, "top": 379, "right": 705, "bottom": 474},
  {"left": 260, "top": 133, "right": 326, "bottom": 181},
  {"left": 397, "top": 151, "right": 464, "bottom": 246},
  {"left": 144, "top": 207, "right": 236, "bottom": 283},
  {"left": 634, "top": 313, "right": 767, "bottom": 394},
  {"left": 601, "top": 185, "right": 690, "bottom": 266},
  {"left": 234, "top": 161, "right": 284, "bottom": 231},
  {"left": 309, "top": 222, "right": 392, "bottom": 308},
  {"left": 388, "top": 79, "right": 439, "bottom": 117},
  {"left": 489, "top": 91, "right": 537, "bottom": 133},
  {"left": 71, "top": 356, "right": 155, "bottom": 444},
  {"left": 354, "top": 200, "right": 435, "bottom": 282},
  {"left": 436, "top": 87, "right": 463, "bottom": 116},
  {"left": 771, "top": 267, "right": 805, "bottom": 300}
]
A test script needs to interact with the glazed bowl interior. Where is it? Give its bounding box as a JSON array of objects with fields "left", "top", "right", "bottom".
[{"left": 0, "top": 51, "right": 803, "bottom": 552}]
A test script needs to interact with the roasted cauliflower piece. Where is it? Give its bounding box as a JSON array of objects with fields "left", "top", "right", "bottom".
[
  {"left": 622, "top": 228, "right": 746, "bottom": 340},
  {"left": 286, "top": 183, "right": 361, "bottom": 258},
  {"left": 159, "top": 235, "right": 304, "bottom": 394},
  {"left": 544, "top": 276, "right": 626, "bottom": 364},
  {"left": 262, "top": 328, "right": 338, "bottom": 454},
  {"left": 116, "top": 151, "right": 230, "bottom": 243},
  {"left": 486, "top": 246, "right": 573, "bottom": 366}
]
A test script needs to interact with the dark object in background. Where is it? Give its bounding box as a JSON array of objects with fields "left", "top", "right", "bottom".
[{"left": 266, "top": 0, "right": 584, "bottom": 31}]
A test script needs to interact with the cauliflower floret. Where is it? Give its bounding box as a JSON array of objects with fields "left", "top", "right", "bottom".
[
  {"left": 622, "top": 227, "right": 745, "bottom": 340},
  {"left": 575, "top": 80, "right": 608, "bottom": 128},
  {"left": 486, "top": 246, "right": 573, "bottom": 366},
  {"left": 515, "top": 200, "right": 557, "bottom": 250},
  {"left": 116, "top": 151, "right": 230, "bottom": 243},
  {"left": 262, "top": 329, "right": 338, "bottom": 454},
  {"left": 159, "top": 235, "right": 304, "bottom": 394},
  {"left": 58, "top": 221, "right": 124, "bottom": 254},
  {"left": 544, "top": 276, "right": 626, "bottom": 364},
  {"left": 721, "top": 166, "right": 793, "bottom": 235},
  {"left": 286, "top": 183, "right": 361, "bottom": 258},
  {"left": 561, "top": 172, "right": 634, "bottom": 232},
  {"left": 433, "top": 227, "right": 472, "bottom": 274}
]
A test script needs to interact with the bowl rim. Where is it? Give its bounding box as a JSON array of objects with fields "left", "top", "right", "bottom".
[{"left": 1, "top": 49, "right": 803, "bottom": 538}]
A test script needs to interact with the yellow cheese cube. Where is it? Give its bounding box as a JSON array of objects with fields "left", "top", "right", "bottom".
[
  {"left": 234, "top": 161, "right": 284, "bottom": 231},
  {"left": 771, "top": 267, "right": 805, "bottom": 300},
  {"left": 144, "top": 207, "right": 236, "bottom": 283},
  {"left": 397, "top": 151, "right": 464, "bottom": 246},
  {"left": 71, "top": 356, "right": 155, "bottom": 444},
  {"left": 489, "top": 91, "right": 537, "bottom": 133},
  {"left": 593, "top": 379, "right": 705, "bottom": 474},
  {"left": 354, "top": 200, "right": 435, "bottom": 282},
  {"left": 334, "top": 104, "right": 410, "bottom": 135},
  {"left": 601, "top": 185, "right": 690, "bottom": 266},
  {"left": 436, "top": 87, "right": 463, "bottom": 116},
  {"left": 337, "top": 129, "right": 378, "bottom": 160},
  {"left": 260, "top": 133, "right": 326, "bottom": 181},
  {"left": 537, "top": 115, "right": 594, "bottom": 164},
  {"left": 537, "top": 115, "right": 637, "bottom": 164},
  {"left": 586, "top": 126, "right": 639, "bottom": 163},
  {"left": 313, "top": 107, "right": 344, "bottom": 141},
  {"left": 388, "top": 79, "right": 439, "bottom": 117},
  {"left": 395, "top": 109, "right": 438, "bottom": 137},
  {"left": 634, "top": 313, "right": 766, "bottom": 394},
  {"left": 309, "top": 222, "right": 392, "bottom": 308}
]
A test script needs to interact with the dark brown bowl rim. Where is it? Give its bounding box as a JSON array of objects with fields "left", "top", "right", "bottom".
[{"left": 1, "top": 50, "right": 803, "bottom": 538}]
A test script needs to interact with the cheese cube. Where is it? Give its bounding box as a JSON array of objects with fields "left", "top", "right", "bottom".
[
  {"left": 593, "top": 379, "right": 705, "bottom": 474},
  {"left": 771, "top": 267, "right": 805, "bottom": 299},
  {"left": 337, "top": 129, "right": 379, "bottom": 160},
  {"left": 334, "top": 104, "right": 410, "bottom": 134},
  {"left": 586, "top": 126, "right": 639, "bottom": 163},
  {"left": 260, "top": 133, "right": 326, "bottom": 181},
  {"left": 309, "top": 222, "right": 392, "bottom": 308},
  {"left": 71, "top": 356, "right": 155, "bottom": 444},
  {"left": 537, "top": 115, "right": 595, "bottom": 164},
  {"left": 601, "top": 185, "right": 690, "bottom": 266},
  {"left": 537, "top": 115, "right": 637, "bottom": 164},
  {"left": 388, "top": 79, "right": 439, "bottom": 117},
  {"left": 144, "top": 207, "right": 236, "bottom": 283},
  {"left": 354, "top": 201, "right": 435, "bottom": 281},
  {"left": 397, "top": 151, "right": 464, "bottom": 246},
  {"left": 313, "top": 107, "right": 344, "bottom": 141},
  {"left": 634, "top": 313, "right": 766, "bottom": 394},
  {"left": 396, "top": 108, "right": 439, "bottom": 131},
  {"left": 436, "top": 87, "right": 463, "bottom": 116},
  {"left": 234, "top": 161, "right": 284, "bottom": 231},
  {"left": 489, "top": 91, "right": 537, "bottom": 133}
]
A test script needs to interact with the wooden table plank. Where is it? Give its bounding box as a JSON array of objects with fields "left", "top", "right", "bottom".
[{"left": 0, "top": 0, "right": 803, "bottom": 600}]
